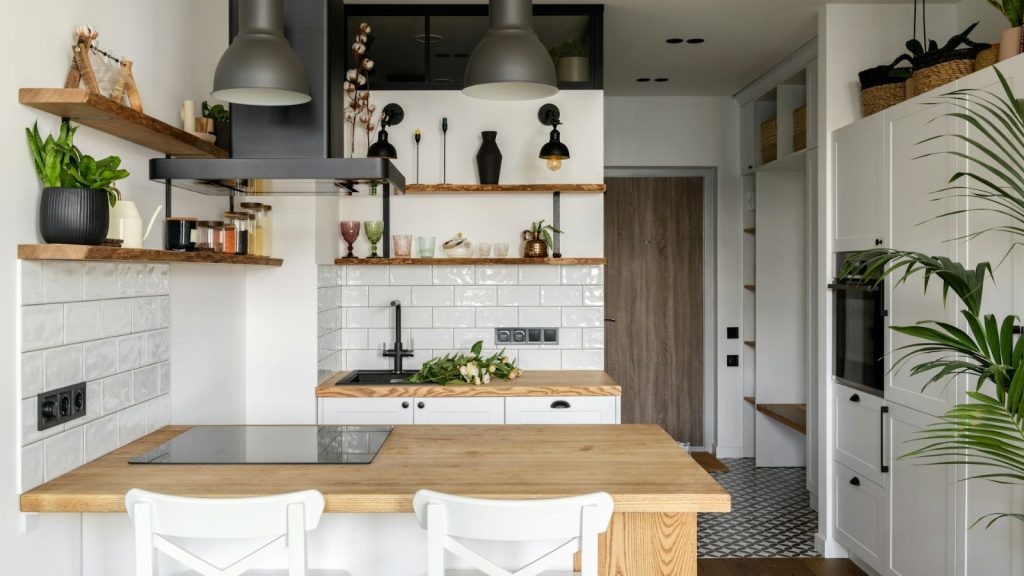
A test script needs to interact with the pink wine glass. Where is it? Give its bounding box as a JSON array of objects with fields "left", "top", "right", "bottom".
[{"left": 340, "top": 221, "right": 360, "bottom": 258}]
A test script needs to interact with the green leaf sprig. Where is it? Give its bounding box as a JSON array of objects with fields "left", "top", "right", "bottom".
[
  {"left": 25, "top": 120, "right": 129, "bottom": 207},
  {"left": 405, "top": 340, "right": 521, "bottom": 385},
  {"left": 527, "top": 219, "right": 564, "bottom": 249}
]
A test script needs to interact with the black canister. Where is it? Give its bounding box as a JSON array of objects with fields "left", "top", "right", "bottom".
[
  {"left": 166, "top": 217, "right": 198, "bottom": 251},
  {"left": 475, "top": 131, "right": 502, "bottom": 185}
]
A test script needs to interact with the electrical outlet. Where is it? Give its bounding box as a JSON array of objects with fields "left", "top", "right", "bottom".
[
  {"left": 727, "top": 327, "right": 739, "bottom": 339},
  {"left": 38, "top": 382, "right": 86, "bottom": 431},
  {"left": 726, "top": 354, "right": 739, "bottom": 367},
  {"left": 494, "top": 327, "right": 559, "bottom": 345}
]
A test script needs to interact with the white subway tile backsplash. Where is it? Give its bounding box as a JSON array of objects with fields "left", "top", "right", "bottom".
[
  {"left": 476, "top": 266, "right": 517, "bottom": 285},
  {"left": 83, "top": 339, "right": 118, "bottom": 381},
  {"left": 23, "top": 304, "right": 64, "bottom": 351},
  {"left": 44, "top": 345, "right": 83, "bottom": 391},
  {"left": 346, "top": 349, "right": 392, "bottom": 370},
  {"left": 340, "top": 329, "right": 369, "bottom": 349},
  {"left": 43, "top": 261, "right": 83, "bottom": 303},
  {"left": 318, "top": 265, "right": 340, "bottom": 288},
  {"left": 342, "top": 286, "right": 369, "bottom": 307},
  {"left": 433, "top": 308, "right": 475, "bottom": 328},
  {"left": 518, "top": 350, "right": 563, "bottom": 370},
  {"left": 347, "top": 266, "right": 390, "bottom": 286},
  {"left": 498, "top": 286, "right": 540, "bottom": 306},
  {"left": 159, "top": 363, "right": 170, "bottom": 395},
  {"left": 80, "top": 380, "right": 102, "bottom": 427},
  {"left": 582, "top": 328, "right": 605, "bottom": 349},
  {"left": 347, "top": 307, "right": 391, "bottom": 328},
  {"left": 21, "top": 351, "right": 43, "bottom": 399},
  {"left": 476, "top": 307, "right": 518, "bottom": 328},
  {"left": 433, "top": 266, "right": 475, "bottom": 285},
  {"left": 117, "top": 403, "right": 148, "bottom": 446},
  {"left": 44, "top": 427, "right": 84, "bottom": 481},
  {"left": 519, "top": 307, "right": 561, "bottom": 327},
  {"left": 100, "top": 299, "right": 133, "bottom": 337},
  {"left": 146, "top": 395, "right": 171, "bottom": 432},
  {"left": 21, "top": 261, "right": 43, "bottom": 305},
  {"left": 518, "top": 266, "right": 560, "bottom": 285},
  {"left": 412, "top": 286, "right": 454, "bottom": 307},
  {"left": 132, "top": 297, "right": 161, "bottom": 332},
  {"left": 562, "top": 307, "right": 604, "bottom": 328},
  {"left": 561, "top": 350, "right": 605, "bottom": 370},
  {"left": 158, "top": 296, "right": 171, "bottom": 328},
  {"left": 411, "top": 328, "right": 454, "bottom": 349},
  {"left": 582, "top": 286, "right": 605, "bottom": 306},
  {"left": 454, "top": 286, "right": 497, "bottom": 307},
  {"left": 133, "top": 365, "right": 161, "bottom": 403},
  {"left": 146, "top": 330, "right": 171, "bottom": 363},
  {"left": 390, "top": 265, "right": 431, "bottom": 285},
  {"left": 103, "top": 373, "right": 133, "bottom": 414},
  {"left": 540, "top": 286, "right": 582, "bottom": 306},
  {"left": 116, "top": 264, "right": 146, "bottom": 297},
  {"left": 558, "top": 328, "right": 582, "bottom": 349},
  {"left": 368, "top": 329, "right": 411, "bottom": 349},
  {"left": 562, "top": 266, "right": 603, "bottom": 285},
  {"left": 84, "top": 414, "right": 117, "bottom": 462},
  {"left": 453, "top": 329, "right": 496, "bottom": 348},
  {"left": 402, "top": 307, "right": 433, "bottom": 328},
  {"left": 369, "top": 286, "right": 412, "bottom": 307},
  {"left": 117, "top": 334, "right": 146, "bottom": 371},
  {"left": 21, "top": 441, "right": 44, "bottom": 492},
  {"left": 64, "top": 301, "right": 102, "bottom": 344},
  {"left": 83, "top": 262, "right": 118, "bottom": 299}
]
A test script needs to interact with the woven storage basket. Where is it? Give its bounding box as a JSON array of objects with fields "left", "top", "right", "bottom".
[
  {"left": 862, "top": 83, "right": 906, "bottom": 116},
  {"left": 761, "top": 118, "right": 777, "bottom": 164},
  {"left": 912, "top": 58, "right": 974, "bottom": 95},
  {"left": 793, "top": 106, "right": 807, "bottom": 151},
  {"left": 975, "top": 44, "right": 999, "bottom": 70}
]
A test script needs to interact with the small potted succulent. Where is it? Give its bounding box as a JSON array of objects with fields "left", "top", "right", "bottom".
[
  {"left": 26, "top": 120, "right": 128, "bottom": 245},
  {"left": 202, "top": 100, "right": 231, "bottom": 154},
  {"left": 521, "top": 219, "right": 563, "bottom": 258}
]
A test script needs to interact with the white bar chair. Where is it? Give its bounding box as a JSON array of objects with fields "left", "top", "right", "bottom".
[
  {"left": 412, "top": 490, "right": 614, "bottom": 576},
  {"left": 126, "top": 488, "right": 346, "bottom": 576}
]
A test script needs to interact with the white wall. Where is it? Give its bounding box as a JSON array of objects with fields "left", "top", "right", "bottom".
[
  {"left": 603, "top": 96, "right": 743, "bottom": 456},
  {"left": 958, "top": 0, "right": 1012, "bottom": 44}
]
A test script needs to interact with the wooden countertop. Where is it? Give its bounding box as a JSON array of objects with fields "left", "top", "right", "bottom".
[
  {"left": 316, "top": 370, "right": 622, "bottom": 398},
  {"left": 21, "top": 425, "right": 730, "bottom": 515}
]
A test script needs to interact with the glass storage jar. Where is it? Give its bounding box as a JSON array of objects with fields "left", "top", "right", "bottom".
[
  {"left": 224, "top": 212, "right": 250, "bottom": 255},
  {"left": 240, "top": 203, "right": 265, "bottom": 256},
  {"left": 222, "top": 224, "right": 237, "bottom": 254},
  {"left": 196, "top": 221, "right": 219, "bottom": 252}
]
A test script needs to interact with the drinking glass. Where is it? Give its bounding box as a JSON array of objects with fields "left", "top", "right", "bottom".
[
  {"left": 393, "top": 234, "right": 413, "bottom": 258},
  {"left": 475, "top": 242, "right": 493, "bottom": 258},
  {"left": 417, "top": 236, "right": 436, "bottom": 258},
  {"left": 340, "top": 221, "right": 360, "bottom": 259},
  {"left": 364, "top": 220, "right": 384, "bottom": 258},
  {"left": 494, "top": 243, "right": 510, "bottom": 257}
]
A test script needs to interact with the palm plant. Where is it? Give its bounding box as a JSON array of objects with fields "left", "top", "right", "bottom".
[{"left": 850, "top": 66, "right": 1024, "bottom": 527}]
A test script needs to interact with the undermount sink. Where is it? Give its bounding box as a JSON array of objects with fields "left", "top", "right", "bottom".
[{"left": 337, "top": 370, "right": 422, "bottom": 385}]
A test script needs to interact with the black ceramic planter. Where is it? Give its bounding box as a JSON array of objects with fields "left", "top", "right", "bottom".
[
  {"left": 476, "top": 131, "right": 502, "bottom": 185},
  {"left": 39, "top": 187, "right": 110, "bottom": 245}
]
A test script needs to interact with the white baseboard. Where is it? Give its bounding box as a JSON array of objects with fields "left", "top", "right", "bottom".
[
  {"left": 713, "top": 444, "right": 744, "bottom": 459},
  {"left": 816, "top": 533, "right": 848, "bottom": 558}
]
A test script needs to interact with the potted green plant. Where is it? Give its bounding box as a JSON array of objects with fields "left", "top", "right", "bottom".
[
  {"left": 905, "top": 22, "right": 987, "bottom": 96},
  {"left": 26, "top": 120, "right": 129, "bottom": 245},
  {"left": 986, "top": 0, "right": 1024, "bottom": 60},
  {"left": 202, "top": 100, "right": 231, "bottom": 154},
  {"left": 549, "top": 38, "right": 588, "bottom": 83},
  {"left": 521, "top": 219, "right": 563, "bottom": 258}
]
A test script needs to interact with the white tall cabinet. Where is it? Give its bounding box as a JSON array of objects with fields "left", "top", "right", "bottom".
[{"left": 830, "top": 60, "right": 1024, "bottom": 576}]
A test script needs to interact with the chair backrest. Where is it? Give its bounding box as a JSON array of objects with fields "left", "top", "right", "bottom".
[
  {"left": 413, "top": 490, "right": 614, "bottom": 576},
  {"left": 126, "top": 488, "right": 325, "bottom": 576}
]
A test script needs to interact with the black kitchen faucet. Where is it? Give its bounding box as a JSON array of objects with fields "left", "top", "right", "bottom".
[{"left": 383, "top": 300, "right": 414, "bottom": 373}]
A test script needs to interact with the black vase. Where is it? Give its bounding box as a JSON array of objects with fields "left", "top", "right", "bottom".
[
  {"left": 213, "top": 120, "right": 232, "bottom": 155},
  {"left": 39, "top": 187, "right": 110, "bottom": 245},
  {"left": 476, "top": 131, "right": 502, "bottom": 185}
]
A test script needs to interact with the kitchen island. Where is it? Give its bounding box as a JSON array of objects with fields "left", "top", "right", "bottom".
[{"left": 22, "top": 424, "right": 729, "bottom": 576}]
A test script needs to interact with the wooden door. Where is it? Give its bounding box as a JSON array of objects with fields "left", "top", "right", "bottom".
[{"left": 605, "top": 177, "right": 704, "bottom": 444}]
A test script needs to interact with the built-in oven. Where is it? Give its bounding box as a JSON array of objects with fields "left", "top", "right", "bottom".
[{"left": 831, "top": 251, "right": 886, "bottom": 397}]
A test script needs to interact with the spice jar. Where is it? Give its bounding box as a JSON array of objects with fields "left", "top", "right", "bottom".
[
  {"left": 240, "top": 203, "right": 263, "bottom": 256},
  {"left": 196, "top": 221, "right": 220, "bottom": 252},
  {"left": 222, "top": 224, "right": 237, "bottom": 254},
  {"left": 224, "top": 212, "right": 250, "bottom": 255},
  {"left": 212, "top": 222, "right": 225, "bottom": 253}
]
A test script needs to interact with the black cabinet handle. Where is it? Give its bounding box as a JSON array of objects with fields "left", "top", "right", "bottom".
[
  {"left": 604, "top": 318, "right": 617, "bottom": 323},
  {"left": 850, "top": 476, "right": 861, "bottom": 487},
  {"left": 417, "top": 401, "right": 425, "bottom": 409},
  {"left": 875, "top": 238, "right": 884, "bottom": 246},
  {"left": 550, "top": 400, "right": 571, "bottom": 409},
  {"left": 850, "top": 394, "right": 860, "bottom": 403},
  {"left": 881, "top": 405, "right": 890, "bottom": 473},
  {"left": 401, "top": 402, "right": 409, "bottom": 409}
]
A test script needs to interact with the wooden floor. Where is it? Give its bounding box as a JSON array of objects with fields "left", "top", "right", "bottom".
[{"left": 699, "top": 558, "right": 866, "bottom": 575}]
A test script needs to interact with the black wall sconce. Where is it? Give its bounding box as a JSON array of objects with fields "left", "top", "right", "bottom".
[
  {"left": 368, "top": 103, "right": 405, "bottom": 159},
  {"left": 538, "top": 103, "right": 569, "bottom": 172}
]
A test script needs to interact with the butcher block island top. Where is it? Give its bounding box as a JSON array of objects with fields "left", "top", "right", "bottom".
[
  {"left": 316, "top": 370, "right": 622, "bottom": 398},
  {"left": 21, "top": 424, "right": 727, "bottom": 514}
]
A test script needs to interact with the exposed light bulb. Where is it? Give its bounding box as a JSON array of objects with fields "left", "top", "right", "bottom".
[{"left": 546, "top": 157, "right": 563, "bottom": 172}]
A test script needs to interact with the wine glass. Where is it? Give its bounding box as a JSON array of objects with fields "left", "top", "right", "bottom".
[
  {"left": 364, "top": 220, "right": 384, "bottom": 258},
  {"left": 340, "top": 221, "right": 360, "bottom": 258}
]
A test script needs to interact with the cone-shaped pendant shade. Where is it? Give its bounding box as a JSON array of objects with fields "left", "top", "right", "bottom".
[
  {"left": 463, "top": 0, "right": 558, "bottom": 100},
  {"left": 212, "top": 0, "right": 311, "bottom": 106}
]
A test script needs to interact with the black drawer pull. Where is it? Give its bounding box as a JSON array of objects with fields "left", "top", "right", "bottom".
[
  {"left": 551, "top": 400, "right": 571, "bottom": 409},
  {"left": 850, "top": 394, "right": 860, "bottom": 403},
  {"left": 417, "top": 402, "right": 425, "bottom": 409},
  {"left": 401, "top": 402, "right": 409, "bottom": 409},
  {"left": 850, "top": 476, "right": 861, "bottom": 487}
]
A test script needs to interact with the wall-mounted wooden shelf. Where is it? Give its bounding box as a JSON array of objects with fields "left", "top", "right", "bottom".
[
  {"left": 744, "top": 340, "right": 756, "bottom": 347},
  {"left": 756, "top": 403, "right": 807, "bottom": 435},
  {"left": 744, "top": 284, "right": 756, "bottom": 291},
  {"left": 744, "top": 227, "right": 756, "bottom": 234},
  {"left": 744, "top": 396, "right": 756, "bottom": 405},
  {"left": 18, "top": 244, "right": 282, "bottom": 267},
  {"left": 19, "top": 88, "right": 228, "bottom": 159},
  {"left": 405, "top": 184, "right": 606, "bottom": 194},
  {"left": 334, "top": 257, "right": 606, "bottom": 266}
]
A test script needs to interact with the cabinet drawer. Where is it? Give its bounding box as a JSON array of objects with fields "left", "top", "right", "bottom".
[
  {"left": 834, "top": 383, "right": 887, "bottom": 487},
  {"left": 414, "top": 397, "right": 504, "bottom": 424},
  {"left": 505, "top": 396, "right": 616, "bottom": 424},
  {"left": 319, "top": 398, "right": 414, "bottom": 425},
  {"left": 834, "top": 462, "right": 885, "bottom": 573}
]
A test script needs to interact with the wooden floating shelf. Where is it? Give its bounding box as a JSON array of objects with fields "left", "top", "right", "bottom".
[
  {"left": 744, "top": 340, "right": 756, "bottom": 347},
  {"left": 744, "top": 227, "right": 756, "bottom": 234},
  {"left": 19, "top": 88, "right": 227, "bottom": 159},
  {"left": 405, "top": 183, "right": 606, "bottom": 194},
  {"left": 744, "top": 396, "right": 756, "bottom": 405},
  {"left": 744, "top": 284, "right": 755, "bottom": 291},
  {"left": 756, "top": 403, "right": 807, "bottom": 435},
  {"left": 18, "top": 244, "right": 282, "bottom": 267},
  {"left": 335, "top": 257, "right": 606, "bottom": 266}
]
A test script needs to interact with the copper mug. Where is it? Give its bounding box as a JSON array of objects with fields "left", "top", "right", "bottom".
[{"left": 521, "top": 231, "right": 548, "bottom": 258}]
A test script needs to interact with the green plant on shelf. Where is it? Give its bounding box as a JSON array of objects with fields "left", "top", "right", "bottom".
[
  {"left": 25, "top": 120, "right": 128, "bottom": 207},
  {"left": 201, "top": 100, "right": 230, "bottom": 122},
  {"left": 405, "top": 341, "right": 521, "bottom": 385},
  {"left": 527, "top": 219, "right": 564, "bottom": 249},
  {"left": 986, "top": 0, "right": 1024, "bottom": 27}
]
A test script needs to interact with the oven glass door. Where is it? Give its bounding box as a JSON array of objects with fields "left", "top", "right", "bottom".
[{"left": 833, "top": 283, "right": 884, "bottom": 393}]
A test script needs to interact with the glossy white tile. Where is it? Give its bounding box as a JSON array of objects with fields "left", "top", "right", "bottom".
[
  {"left": 476, "top": 265, "right": 517, "bottom": 285},
  {"left": 433, "top": 307, "right": 475, "bottom": 328},
  {"left": 345, "top": 349, "right": 392, "bottom": 370},
  {"left": 146, "top": 330, "right": 171, "bottom": 363},
  {"left": 558, "top": 328, "right": 582, "bottom": 349},
  {"left": 102, "top": 372, "right": 133, "bottom": 414},
  {"left": 519, "top": 307, "right": 561, "bottom": 327},
  {"left": 44, "top": 345, "right": 83, "bottom": 391},
  {"left": 476, "top": 307, "right": 518, "bottom": 328},
  {"left": 133, "top": 364, "right": 161, "bottom": 403},
  {"left": 410, "top": 328, "right": 453, "bottom": 349},
  {"left": 84, "top": 414, "right": 117, "bottom": 462},
  {"left": 562, "top": 307, "right": 604, "bottom": 328},
  {"left": 21, "top": 441, "right": 44, "bottom": 492},
  {"left": 346, "top": 307, "right": 391, "bottom": 328},
  {"left": 146, "top": 395, "right": 171, "bottom": 432},
  {"left": 582, "top": 286, "right": 605, "bottom": 306},
  {"left": 82, "top": 339, "right": 117, "bottom": 381},
  {"left": 44, "top": 427, "right": 84, "bottom": 481},
  {"left": 433, "top": 265, "right": 475, "bottom": 285},
  {"left": 453, "top": 329, "right": 496, "bottom": 348},
  {"left": 518, "top": 265, "right": 561, "bottom": 285},
  {"left": 412, "top": 286, "right": 454, "bottom": 307},
  {"left": 498, "top": 286, "right": 540, "bottom": 306},
  {"left": 401, "top": 307, "right": 433, "bottom": 328},
  {"left": 21, "top": 351, "right": 43, "bottom": 399},
  {"left": 454, "top": 286, "right": 497, "bottom": 307},
  {"left": 369, "top": 286, "right": 412, "bottom": 307},
  {"left": 582, "top": 328, "right": 605, "bottom": 349},
  {"left": 347, "top": 266, "right": 390, "bottom": 286},
  {"left": 64, "top": 301, "right": 101, "bottom": 344},
  {"left": 22, "top": 304, "right": 64, "bottom": 351},
  {"left": 158, "top": 296, "right": 171, "bottom": 328},
  {"left": 43, "top": 261, "right": 83, "bottom": 303},
  {"left": 389, "top": 265, "right": 431, "bottom": 285},
  {"left": 159, "top": 362, "right": 170, "bottom": 394},
  {"left": 540, "top": 286, "right": 582, "bottom": 306},
  {"left": 117, "top": 403, "right": 148, "bottom": 446},
  {"left": 562, "top": 265, "right": 603, "bottom": 285},
  {"left": 21, "top": 261, "right": 43, "bottom": 305},
  {"left": 561, "top": 350, "right": 605, "bottom": 370},
  {"left": 101, "top": 299, "right": 133, "bottom": 337},
  {"left": 341, "top": 286, "right": 369, "bottom": 307},
  {"left": 518, "top": 350, "right": 563, "bottom": 370},
  {"left": 367, "top": 328, "right": 411, "bottom": 349},
  {"left": 83, "top": 262, "right": 118, "bottom": 299},
  {"left": 340, "top": 329, "right": 369, "bottom": 350},
  {"left": 116, "top": 334, "right": 146, "bottom": 371},
  {"left": 132, "top": 297, "right": 161, "bottom": 332}
]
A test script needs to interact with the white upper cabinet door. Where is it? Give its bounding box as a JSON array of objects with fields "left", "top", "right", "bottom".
[
  {"left": 886, "top": 403, "right": 956, "bottom": 576},
  {"left": 884, "top": 96, "right": 962, "bottom": 416},
  {"left": 505, "top": 396, "right": 617, "bottom": 424},
  {"left": 319, "top": 398, "right": 415, "bottom": 425},
  {"left": 833, "top": 113, "right": 886, "bottom": 252},
  {"left": 413, "top": 397, "right": 505, "bottom": 424}
]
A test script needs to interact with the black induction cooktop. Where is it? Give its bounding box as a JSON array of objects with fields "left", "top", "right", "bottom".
[{"left": 128, "top": 425, "right": 393, "bottom": 465}]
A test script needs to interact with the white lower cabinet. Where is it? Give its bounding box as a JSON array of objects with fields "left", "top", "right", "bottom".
[
  {"left": 505, "top": 396, "right": 617, "bottom": 424},
  {"left": 320, "top": 397, "right": 415, "bottom": 425},
  {"left": 834, "top": 462, "right": 886, "bottom": 573},
  {"left": 413, "top": 397, "right": 504, "bottom": 424},
  {"left": 834, "top": 384, "right": 886, "bottom": 487}
]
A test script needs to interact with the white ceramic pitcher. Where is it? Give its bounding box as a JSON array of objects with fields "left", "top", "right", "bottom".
[{"left": 108, "top": 201, "right": 163, "bottom": 249}]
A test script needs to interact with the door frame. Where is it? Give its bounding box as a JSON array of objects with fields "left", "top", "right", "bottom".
[{"left": 603, "top": 166, "right": 718, "bottom": 451}]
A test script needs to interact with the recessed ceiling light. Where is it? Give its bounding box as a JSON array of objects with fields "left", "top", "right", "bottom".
[
  {"left": 654, "top": 78, "right": 669, "bottom": 82},
  {"left": 435, "top": 52, "right": 452, "bottom": 58},
  {"left": 666, "top": 38, "right": 684, "bottom": 44},
  {"left": 415, "top": 34, "right": 444, "bottom": 44},
  {"left": 636, "top": 78, "right": 652, "bottom": 82},
  {"left": 687, "top": 38, "right": 705, "bottom": 44}
]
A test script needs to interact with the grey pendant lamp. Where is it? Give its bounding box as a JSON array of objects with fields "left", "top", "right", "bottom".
[
  {"left": 463, "top": 0, "right": 558, "bottom": 101},
  {"left": 212, "top": 0, "right": 311, "bottom": 106}
]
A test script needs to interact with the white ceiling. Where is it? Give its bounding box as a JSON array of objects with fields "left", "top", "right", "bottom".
[{"left": 350, "top": 0, "right": 934, "bottom": 97}]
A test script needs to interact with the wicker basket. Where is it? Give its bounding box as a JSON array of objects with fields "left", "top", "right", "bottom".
[
  {"left": 793, "top": 106, "right": 807, "bottom": 151},
  {"left": 975, "top": 44, "right": 999, "bottom": 70},
  {"left": 761, "top": 118, "right": 777, "bottom": 164},
  {"left": 862, "top": 83, "right": 906, "bottom": 116},
  {"left": 912, "top": 58, "right": 975, "bottom": 96}
]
